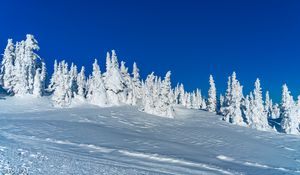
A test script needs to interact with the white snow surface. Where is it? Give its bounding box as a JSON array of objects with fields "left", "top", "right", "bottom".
[{"left": 0, "top": 96, "right": 299, "bottom": 175}]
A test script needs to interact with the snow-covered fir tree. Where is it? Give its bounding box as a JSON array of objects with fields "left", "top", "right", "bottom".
[
  {"left": 131, "top": 62, "right": 142, "bottom": 105},
  {"left": 33, "top": 68, "right": 43, "bottom": 97},
  {"left": 104, "top": 50, "right": 126, "bottom": 105},
  {"left": 76, "top": 66, "right": 86, "bottom": 99},
  {"left": 157, "top": 71, "right": 174, "bottom": 117},
  {"left": 0, "top": 39, "right": 15, "bottom": 92},
  {"left": 87, "top": 59, "right": 107, "bottom": 106},
  {"left": 280, "top": 84, "right": 299, "bottom": 134},
  {"left": 207, "top": 75, "right": 217, "bottom": 112},
  {"left": 48, "top": 60, "right": 58, "bottom": 92},
  {"left": 248, "top": 79, "right": 270, "bottom": 130},
  {"left": 69, "top": 63, "right": 78, "bottom": 97},
  {"left": 52, "top": 61, "right": 72, "bottom": 107},
  {"left": 222, "top": 72, "right": 244, "bottom": 125},
  {"left": 264, "top": 91, "right": 273, "bottom": 118},
  {"left": 120, "top": 61, "right": 133, "bottom": 104}
]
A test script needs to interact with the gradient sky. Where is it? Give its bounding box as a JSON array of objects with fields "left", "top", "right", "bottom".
[{"left": 1, "top": 0, "right": 300, "bottom": 102}]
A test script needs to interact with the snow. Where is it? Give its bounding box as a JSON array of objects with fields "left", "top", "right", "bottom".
[{"left": 0, "top": 97, "right": 299, "bottom": 174}]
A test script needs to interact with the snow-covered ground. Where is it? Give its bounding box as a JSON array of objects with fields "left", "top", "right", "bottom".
[{"left": 0, "top": 96, "right": 299, "bottom": 175}]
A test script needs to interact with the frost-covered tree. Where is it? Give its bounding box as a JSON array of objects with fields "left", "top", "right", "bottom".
[
  {"left": 157, "top": 71, "right": 174, "bottom": 117},
  {"left": 248, "top": 79, "right": 270, "bottom": 130},
  {"left": 131, "top": 62, "right": 142, "bottom": 105},
  {"left": 185, "top": 93, "right": 192, "bottom": 109},
  {"left": 218, "top": 94, "right": 224, "bottom": 114},
  {"left": 178, "top": 83, "right": 185, "bottom": 106},
  {"left": 12, "top": 35, "right": 43, "bottom": 96},
  {"left": 264, "top": 91, "right": 273, "bottom": 118},
  {"left": 280, "top": 84, "right": 299, "bottom": 134},
  {"left": 33, "top": 68, "right": 42, "bottom": 97},
  {"left": 241, "top": 94, "right": 251, "bottom": 125},
  {"left": 195, "top": 89, "right": 202, "bottom": 109},
  {"left": 207, "top": 75, "right": 217, "bottom": 113},
  {"left": 0, "top": 39, "right": 15, "bottom": 92},
  {"left": 87, "top": 59, "right": 107, "bottom": 106},
  {"left": 76, "top": 66, "right": 86, "bottom": 98},
  {"left": 69, "top": 63, "right": 78, "bottom": 97},
  {"left": 142, "top": 72, "right": 174, "bottom": 118},
  {"left": 48, "top": 60, "right": 58, "bottom": 92},
  {"left": 120, "top": 61, "right": 133, "bottom": 104},
  {"left": 142, "top": 72, "right": 156, "bottom": 114},
  {"left": 222, "top": 72, "right": 244, "bottom": 125},
  {"left": 104, "top": 50, "right": 126, "bottom": 105},
  {"left": 52, "top": 61, "right": 72, "bottom": 107}
]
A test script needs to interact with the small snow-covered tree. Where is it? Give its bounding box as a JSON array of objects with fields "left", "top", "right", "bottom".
[
  {"left": 248, "top": 79, "right": 270, "bottom": 130},
  {"left": 218, "top": 94, "right": 224, "bottom": 114},
  {"left": 87, "top": 59, "right": 107, "bottom": 106},
  {"left": 222, "top": 72, "right": 244, "bottom": 125},
  {"left": 264, "top": 91, "right": 273, "bottom": 118},
  {"left": 178, "top": 83, "right": 185, "bottom": 106},
  {"left": 207, "top": 75, "right": 217, "bottom": 113},
  {"left": 185, "top": 93, "right": 192, "bottom": 109},
  {"left": 52, "top": 61, "right": 72, "bottom": 107},
  {"left": 280, "top": 84, "right": 299, "bottom": 134},
  {"left": 0, "top": 39, "right": 15, "bottom": 92},
  {"left": 48, "top": 60, "right": 59, "bottom": 92},
  {"left": 69, "top": 63, "right": 78, "bottom": 97},
  {"left": 33, "top": 68, "right": 42, "bottom": 97},
  {"left": 77, "top": 66, "right": 86, "bottom": 98},
  {"left": 132, "top": 62, "right": 142, "bottom": 105},
  {"left": 104, "top": 50, "right": 126, "bottom": 105},
  {"left": 195, "top": 89, "right": 202, "bottom": 109},
  {"left": 120, "top": 61, "right": 133, "bottom": 104},
  {"left": 157, "top": 71, "right": 174, "bottom": 117}
]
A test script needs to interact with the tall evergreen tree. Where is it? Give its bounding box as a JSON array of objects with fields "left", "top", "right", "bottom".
[{"left": 207, "top": 75, "right": 217, "bottom": 112}]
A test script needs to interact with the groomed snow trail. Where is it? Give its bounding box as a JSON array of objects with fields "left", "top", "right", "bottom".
[{"left": 0, "top": 97, "right": 299, "bottom": 174}]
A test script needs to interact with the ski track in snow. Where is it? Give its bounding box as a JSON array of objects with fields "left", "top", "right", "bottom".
[{"left": 0, "top": 97, "right": 300, "bottom": 174}]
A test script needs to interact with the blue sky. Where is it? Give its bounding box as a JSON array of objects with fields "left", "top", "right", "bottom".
[{"left": 1, "top": 0, "right": 300, "bottom": 102}]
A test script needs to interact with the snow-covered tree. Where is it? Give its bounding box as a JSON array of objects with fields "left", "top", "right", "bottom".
[
  {"left": 218, "top": 94, "right": 224, "bottom": 114},
  {"left": 12, "top": 35, "right": 43, "bottom": 96},
  {"left": 69, "top": 63, "right": 78, "bottom": 97},
  {"left": 222, "top": 72, "right": 244, "bottom": 125},
  {"left": 52, "top": 61, "right": 72, "bottom": 107},
  {"left": 178, "top": 84, "right": 185, "bottom": 106},
  {"left": 48, "top": 60, "right": 59, "bottom": 92},
  {"left": 141, "top": 72, "right": 174, "bottom": 118},
  {"left": 131, "top": 62, "right": 142, "bottom": 105},
  {"left": 77, "top": 66, "right": 86, "bottom": 98},
  {"left": 157, "top": 71, "right": 174, "bottom": 117},
  {"left": 207, "top": 75, "right": 217, "bottom": 113},
  {"left": 264, "top": 91, "right": 273, "bottom": 118},
  {"left": 195, "top": 89, "right": 202, "bottom": 109},
  {"left": 248, "top": 79, "right": 270, "bottom": 130},
  {"left": 33, "top": 68, "right": 42, "bottom": 97},
  {"left": 87, "top": 59, "right": 107, "bottom": 106},
  {"left": 104, "top": 50, "right": 126, "bottom": 105},
  {"left": 280, "top": 84, "right": 299, "bottom": 134},
  {"left": 120, "top": 61, "right": 133, "bottom": 104},
  {"left": 0, "top": 39, "right": 15, "bottom": 92}
]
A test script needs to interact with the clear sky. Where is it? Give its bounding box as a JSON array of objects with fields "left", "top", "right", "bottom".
[{"left": 1, "top": 0, "right": 300, "bottom": 102}]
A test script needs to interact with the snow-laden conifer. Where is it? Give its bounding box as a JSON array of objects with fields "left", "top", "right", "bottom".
[{"left": 207, "top": 75, "right": 217, "bottom": 112}]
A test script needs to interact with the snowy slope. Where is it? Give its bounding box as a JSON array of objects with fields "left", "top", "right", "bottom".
[{"left": 0, "top": 97, "right": 299, "bottom": 175}]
